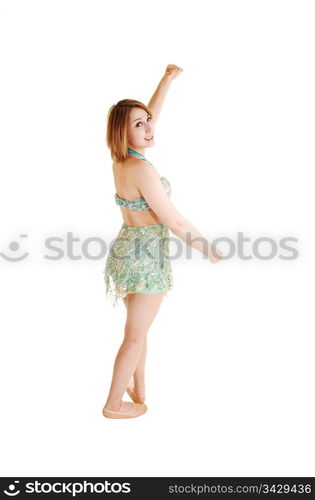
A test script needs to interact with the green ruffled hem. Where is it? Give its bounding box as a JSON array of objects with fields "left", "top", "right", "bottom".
[{"left": 104, "top": 274, "right": 172, "bottom": 307}]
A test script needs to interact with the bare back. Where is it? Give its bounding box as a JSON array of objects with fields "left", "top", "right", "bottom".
[{"left": 112, "top": 157, "right": 163, "bottom": 227}]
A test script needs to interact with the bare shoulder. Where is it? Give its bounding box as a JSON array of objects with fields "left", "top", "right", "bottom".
[
  {"left": 112, "top": 157, "right": 150, "bottom": 175},
  {"left": 131, "top": 159, "right": 159, "bottom": 179}
]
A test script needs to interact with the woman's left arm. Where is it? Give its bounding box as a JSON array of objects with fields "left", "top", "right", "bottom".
[{"left": 148, "top": 64, "right": 183, "bottom": 123}]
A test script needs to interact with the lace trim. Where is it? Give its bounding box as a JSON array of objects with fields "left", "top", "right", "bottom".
[{"left": 104, "top": 274, "right": 172, "bottom": 307}]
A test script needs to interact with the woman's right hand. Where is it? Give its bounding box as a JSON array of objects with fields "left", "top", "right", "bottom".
[
  {"left": 164, "top": 64, "right": 183, "bottom": 80},
  {"left": 208, "top": 246, "right": 224, "bottom": 264}
]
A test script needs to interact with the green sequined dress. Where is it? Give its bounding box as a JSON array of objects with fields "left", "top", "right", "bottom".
[{"left": 103, "top": 176, "right": 173, "bottom": 307}]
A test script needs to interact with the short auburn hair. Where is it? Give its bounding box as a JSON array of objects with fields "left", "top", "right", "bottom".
[{"left": 106, "top": 99, "right": 153, "bottom": 163}]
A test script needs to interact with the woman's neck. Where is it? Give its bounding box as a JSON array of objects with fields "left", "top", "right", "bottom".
[{"left": 128, "top": 147, "right": 146, "bottom": 159}]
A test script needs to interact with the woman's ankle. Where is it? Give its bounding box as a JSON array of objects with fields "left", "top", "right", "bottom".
[
  {"left": 133, "top": 382, "right": 145, "bottom": 395},
  {"left": 104, "top": 399, "right": 122, "bottom": 412}
]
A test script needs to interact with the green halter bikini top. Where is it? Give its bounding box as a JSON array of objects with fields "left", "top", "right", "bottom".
[{"left": 114, "top": 148, "right": 172, "bottom": 211}]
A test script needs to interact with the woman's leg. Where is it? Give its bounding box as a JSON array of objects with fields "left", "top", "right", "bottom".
[
  {"left": 105, "top": 292, "right": 165, "bottom": 410},
  {"left": 122, "top": 296, "right": 147, "bottom": 395}
]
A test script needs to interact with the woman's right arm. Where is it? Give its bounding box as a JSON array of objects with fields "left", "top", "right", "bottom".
[
  {"left": 134, "top": 163, "right": 223, "bottom": 263},
  {"left": 171, "top": 215, "right": 222, "bottom": 263}
]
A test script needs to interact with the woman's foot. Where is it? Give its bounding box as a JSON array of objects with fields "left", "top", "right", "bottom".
[
  {"left": 102, "top": 401, "right": 147, "bottom": 419},
  {"left": 126, "top": 380, "right": 145, "bottom": 403}
]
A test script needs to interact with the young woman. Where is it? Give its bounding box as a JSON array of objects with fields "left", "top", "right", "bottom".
[{"left": 102, "top": 64, "right": 223, "bottom": 419}]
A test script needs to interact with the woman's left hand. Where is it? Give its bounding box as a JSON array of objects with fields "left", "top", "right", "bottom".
[{"left": 164, "top": 64, "right": 183, "bottom": 80}]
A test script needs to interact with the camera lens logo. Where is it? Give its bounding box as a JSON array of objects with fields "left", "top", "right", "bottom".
[
  {"left": 3, "top": 481, "right": 20, "bottom": 496},
  {"left": 0, "top": 235, "right": 29, "bottom": 262}
]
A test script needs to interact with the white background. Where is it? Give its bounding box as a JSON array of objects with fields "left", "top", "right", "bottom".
[{"left": 0, "top": 0, "right": 314, "bottom": 477}]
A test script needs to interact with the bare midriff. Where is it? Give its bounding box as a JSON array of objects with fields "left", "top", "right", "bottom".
[
  {"left": 112, "top": 159, "right": 164, "bottom": 228},
  {"left": 119, "top": 205, "right": 163, "bottom": 227}
]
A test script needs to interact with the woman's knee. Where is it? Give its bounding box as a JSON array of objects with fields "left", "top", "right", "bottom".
[{"left": 123, "top": 327, "right": 147, "bottom": 345}]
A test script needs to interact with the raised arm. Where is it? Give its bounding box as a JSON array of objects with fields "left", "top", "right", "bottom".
[{"left": 148, "top": 64, "right": 183, "bottom": 124}]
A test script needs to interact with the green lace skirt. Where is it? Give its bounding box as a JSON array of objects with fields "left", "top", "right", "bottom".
[{"left": 103, "top": 222, "right": 173, "bottom": 306}]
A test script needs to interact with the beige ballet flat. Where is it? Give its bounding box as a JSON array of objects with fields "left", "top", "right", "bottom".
[
  {"left": 126, "top": 380, "right": 145, "bottom": 404},
  {"left": 102, "top": 401, "right": 147, "bottom": 419}
]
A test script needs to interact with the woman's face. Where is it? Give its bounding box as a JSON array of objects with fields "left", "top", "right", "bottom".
[{"left": 127, "top": 107, "right": 154, "bottom": 150}]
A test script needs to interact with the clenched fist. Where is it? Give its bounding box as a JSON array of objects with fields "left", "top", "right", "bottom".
[{"left": 164, "top": 64, "right": 183, "bottom": 80}]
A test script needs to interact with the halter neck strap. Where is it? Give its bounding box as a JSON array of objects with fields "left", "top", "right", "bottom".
[{"left": 128, "top": 148, "right": 146, "bottom": 160}]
